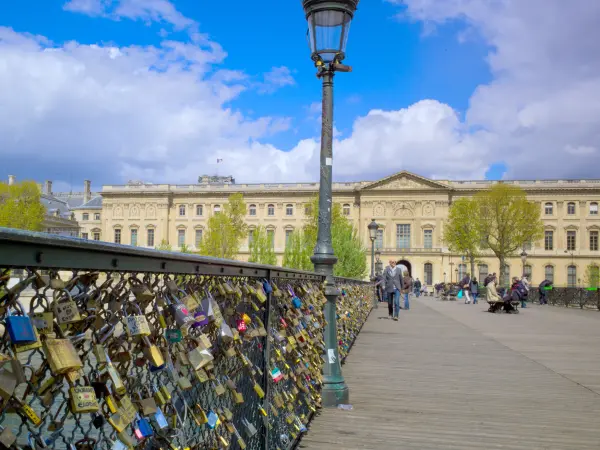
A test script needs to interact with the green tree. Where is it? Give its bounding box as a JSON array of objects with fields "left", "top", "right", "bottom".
[
  {"left": 303, "top": 196, "right": 367, "bottom": 279},
  {"left": 584, "top": 264, "right": 600, "bottom": 290},
  {"left": 200, "top": 194, "right": 247, "bottom": 259},
  {"left": 248, "top": 226, "right": 277, "bottom": 265},
  {"left": 475, "top": 184, "right": 544, "bottom": 287},
  {"left": 283, "top": 230, "right": 312, "bottom": 271},
  {"left": 179, "top": 243, "right": 193, "bottom": 253},
  {"left": 156, "top": 239, "right": 172, "bottom": 251},
  {"left": 443, "top": 198, "right": 481, "bottom": 279},
  {"left": 0, "top": 180, "right": 45, "bottom": 231}
]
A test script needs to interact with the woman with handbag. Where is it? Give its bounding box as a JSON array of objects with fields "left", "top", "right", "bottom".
[{"left": 460, "top": 273, "right": 472, "bottom": 304}]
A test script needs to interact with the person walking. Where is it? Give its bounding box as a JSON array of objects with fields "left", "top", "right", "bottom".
[
  {"left": 520, "top": 276, "right": 530, "bottom": 308},
  {"left": 414, "top": 278, "right": 422, "bottom": 297},
  {"left": 470, "top": 277, "right": 479, "bottom": 304},
  {"left": 539, "top": 279, "right": 552, "bottom": 305},
  {"left": 460, "top": 273, "right": 472, "bottom": 304},
  {"left": 402, "top": 271, "right": 413, "bottom": 310},
  {"left": 373, "top": 273, "right": 385, "bottom": 303},
  {"left": 383, "top": 260, "right": 402, "bottom": 320}
]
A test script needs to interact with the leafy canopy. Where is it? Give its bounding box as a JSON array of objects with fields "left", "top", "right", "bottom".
[
  {"left": 283, "top": 230, "right": 313, "bottom": 271},
  {"left": 200, "top": 193, "right": 247, "bottom": 259},
  {"left": 443, "top": 198, "right": 480, "bottom": 275},
  {"left": 0, "top": 180, "right": 46, "bottom": 231},
  {"left": 248, "top": 226, "right": 277, "bottom": 265}
]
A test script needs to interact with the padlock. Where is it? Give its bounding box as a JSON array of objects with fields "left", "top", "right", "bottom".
[
  {"left": 53, "top": 289, "right": 82, "bottom": 324},
  {"left": 187, "top": 346, "right": 213, "bottom": 370},
  {"left": 142, "top": 339, "right": 164, "bottom": 368},
  {"left": 153, "top": 407, "right": 169, "bottom": 429},
  {"left": 74, "top": 438, "right": 96, "bottom": 450},
  {"left": 0, "top": 425, "right": 17, "bottom": 448},
  {"left": 69, "top": 386, "right": 100, "bottom": 413},
  {"left": 124, "top": 303, "right": 151, "bottom": 337},
  {"left": 0, "top": 370, "right": 17, "bottom": 401},
  {"left": 134, "top": 414, "right": 154, "bottom": 438},
  {"left": 5, "top": 302, "right": 37, "bottom": 344},
  {"left": 43, "top": 338, "right": 83, "bottom": 374},
  {"left": 241, "top": 417, "right": 258, "bottom": 438},
  {"left": 30, "top": 311, "right": 54, "bottom": 334},
  {"left": 129, "top": 278, "right": 154, "bottom": 303}
]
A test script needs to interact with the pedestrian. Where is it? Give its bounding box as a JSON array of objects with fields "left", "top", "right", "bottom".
[
  {"left": 402, "top": 271, "right": 413, "bottom": 310},
  {"left": 414, "top": 278, "right": 422, "bottom": 297},
  {"left": 470, "top": 277, "right": 479, "bottom": 304},
  {"left": 383, "top": 260, "right": 402, "bottom": 320},
  {"left": 460, "top": 272, "right": 472, "bottom": 304},
  {"left": 510, "top": 276, "right": 528, "bottom": 309},
  {"left": 521, "top": 276, "right": 530, "bottom": 308},
  {"left": 539, "top": 279, "right": 552, "bottom": 305}
]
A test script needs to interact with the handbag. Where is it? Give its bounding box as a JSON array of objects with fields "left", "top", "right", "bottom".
[{"left": 457, "top": 289, "right": 464, "bottom": 299}]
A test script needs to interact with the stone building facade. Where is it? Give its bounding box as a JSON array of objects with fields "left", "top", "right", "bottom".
[{"left": 64, "top": 171, "right": 600, "bottom": 286}]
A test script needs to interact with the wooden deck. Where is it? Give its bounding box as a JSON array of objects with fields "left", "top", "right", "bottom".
[{"left": 301, "top": 297, "right": 600, "bottom": 449}]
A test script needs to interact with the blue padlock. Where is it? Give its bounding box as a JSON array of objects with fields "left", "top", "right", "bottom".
[
  {"left": 6, "top": 302, "right": 37, "bottom": 344},
  {"left": 262, "top": 280, "right": 273, "bottom": 295},
  {"left": 292, "top": 296, "right": 302, "bottom": 308},
  {"left": 135, "top": 414, "right": 154, "bottom": 438}
]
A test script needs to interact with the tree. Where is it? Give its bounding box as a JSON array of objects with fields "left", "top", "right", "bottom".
[
  {"left": 200, "top": 194, "right": 247, "bottom": 259},
  {"left": 0, "top": 180, "right": 45, "bottom": 231},
  {"left": 179, "top": 244, "right": 193, "bottom": 253},
  {"left": 303, "top": 196, "right": 368, "bottom": 279},
  {"left": 156, "top": 240, "right": 172, "bottom": 251},
  {"left": 443, "top": 198, "right": 481, "bottom": 279},
  {"left": 584, "top": 264, "right": 600, "bottom": 290},
  {"left": 283, "top": 230, "right": 313, "bottom": 271},
  {"left": 475, "top": 184, "right": 544, "bottom": 287},
  {"left": 248, "top": 226, "right": 277, "bottom": 265}
]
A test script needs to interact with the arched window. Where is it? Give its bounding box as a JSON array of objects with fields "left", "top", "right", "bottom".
[
  {"left": 523, "top": 264, "right": 532, "bottom": 282},
  {"left": 304, "top": 204, "right": 312, "bottom": 216},
  {"left": 545, "top": 265, "right": 554, "bottom": 284},
  {"left": 179, "top": 205, "right": 186, "bottom": 216},
  {"left": 590, "top": 202, "right": 598, "bottom": 215},
  {"left": 478, "top": 264, "right": 488, "bottom": 282},
  {"left": 286, "top": 204, "right": 293, "bottom": 216},
  {"left": 342, "top": 204, "right": 351, "bottom": 216},
  {"left": 213, "top": 205, "right": 221, "bottom": 214},
  {"left": 375, "top": 229, "right": 383, "bottom": 249},
  {"left": 501, "top": 264, "right": 510, "bottom": 284},
  {"left": 424, "top": 263, "right": 433, "bottom": 286},
  {"left": 458, "top": 263, "right": 467, "bottom": 280},
  {"left": 267, "top": 204, "right": 275, "bottom": 216},
  {"left": 567, "top": 202, "right": 576, "bottom": 215},
  {"left": 544, "top": 202, "right": 553, "bottom": 215},
  {"left": 248, "top": 204, "right": 256, "bottom": 216},
  {"left": 567, "top": 265, "right": 577, "bottom": 287}
]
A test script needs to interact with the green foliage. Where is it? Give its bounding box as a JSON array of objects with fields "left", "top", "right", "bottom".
[
  {"left": 155, "top": 239, "right": 172, "bottom": 251},
  {"left": 179, "top": 244, "right": 193, "bottom": 253},
  {"left": 0, "top": 180, "right": 45, "bottom": 231},
  {"left": 248, "top": 226, "right": 277, "bottom": 265},
  {"left": 283, "top": 230, "right": 313, "bottom": 271},
  {"left": 475, "top": 184, "right": 544, "bottom": 286},
  {"left": 584, "top": 264, "right": 600, "bottom": 289},
  {"left": 200, "top": 194, "right": 247, "bottom": 259},
  {"left": 303, "top": 196, "right": 367, "bottom": 279},
  {"left": 443, "top": 198, "right": 481, "bottom": 276}
]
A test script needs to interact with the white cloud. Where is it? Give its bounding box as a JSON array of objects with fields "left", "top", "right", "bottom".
[
  {"left": 257, "top": 66, "right": 296, "bottom": 94},
  {"left": 390, "top": 0, "right": 600, "bottom": 179}
]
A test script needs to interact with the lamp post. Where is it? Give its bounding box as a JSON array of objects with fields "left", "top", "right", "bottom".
[
  {"left": 449, "top": 262, "right": 455, "bottom": 283},
  {"left": 454, "top": 267, "right": 459, "bottom": 283},
  {"left": 443, "top": 272, "right": 447, "bottom": 283},
  {"left": 520, "top": 249, "right": 528, "bottom": 278},
  {"left": 368, "top": 219, "right": 379, "bottom": 279},
  {"left": 302, "top": 0, "right": 359, "bottom": 407}
]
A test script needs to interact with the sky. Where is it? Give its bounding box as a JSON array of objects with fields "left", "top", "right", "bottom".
[{"left": 1, "top": 0, "right": 599, "bottom": 191}]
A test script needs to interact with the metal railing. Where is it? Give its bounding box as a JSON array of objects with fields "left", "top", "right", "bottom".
[{"left": 0, "top": 228, "right": 373, "bottom": 449}]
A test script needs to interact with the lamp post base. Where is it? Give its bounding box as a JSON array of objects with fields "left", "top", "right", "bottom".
[{"left": 322, "top": 380, "right": 349, "bottom": 407}]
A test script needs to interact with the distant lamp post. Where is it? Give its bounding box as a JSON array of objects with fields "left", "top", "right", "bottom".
[
  {"left": 443, "top": 272, "right": 447, "bottom": 283},
  {"left": 449, "top": 262, "right": 455, "bottom": 283},
  {"left": 520, "top": 249, "right": 528, "bottom": 278},
  {"left": 303, "top": 0, "right": 360, "bottom": 408},
  {"left": 454, "top": 267, "right": 459, "bottom": 283},
  {"left": 368, "top": 219, "right": 379, "bottom": 279},
  {"left": 375, "top": 250, "right": 383, "bottom": 276}
]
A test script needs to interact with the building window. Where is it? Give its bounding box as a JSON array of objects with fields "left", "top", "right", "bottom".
[
  {"left": 114, "top": 229, "right": 121, "bottom": 244},
  {"left": 567, "top": 202, "right": 576, "bottom": 215},
  {"left": 249, "top": 204, "right": 257, "bottom": 216},
  {"left": 524, "top": 240, "right": 533, "bottom": 251},
  {"left": 567, "top": 230, "right": 576, "bottom": 251},
  {"left": 424, "top": 263, "right": 433, "bottom": 286},
  {"left": 213, "top": 205, "right": 221, "bottom": 214},
  {"left": 147, "top": 229, "right": 155, "bottom": 247},
  {"left": 544, "top": 230, "right": 554, "bottom": 250},
  {"left": 93, "top": 232, "right": 100, "bottom": 241},
  {"left": 196, "top": 205, "right": 203, "bottom": 216},
  {"left": 396, "top": 224, "right": 411, "bottom": 249},
  {"left": 267, "top": 204, "right": 275, "bottom": 216},
  {"left": 304, "top": 204, "right": 312, "bottom": 216},
  {"left": 267, "top": 230, "right": 275, "bottom": 249},
  {"left": 590, "top": 231, "right": 599, "bottom": 251},
  {"left": 94, "top": 213, "right": 100, "bottom": 220},
  {"left": 458, "top": 263, "right": 466, "bottom": 280},
  {"left": 179, "top": 205, "right": 186, "bottom": 216},
  {"left": 82, "top": 213, "right": 89, "bottom": 221},
  {"left": 195, "top": 229, "right": 203, "bottom": 248},
  {"left": 248, "top": 230, "right": 255, "bottom": 247},
  {"left": 131, "top": 229, "right": 138, "bottom": 247},
  {"left": 81, "top": 232, "right": 88, "bottom": 240},
  {"left": 567, "top": 265, "right": 577, "bottom": 287},
  {"left": 342, "top": 204, "right": 351, "bottom": 216},
  {"left": 545, "top": 265, "right": 554, "bottom": 284},
  {"left": 590, "top": 202, "right": 598, "bottom": 215},
  {"left": 286, "top": 204, "right": 293, "bottom": 216},
  {"left": 177, "top": 229, "right": 185, "bottom": 247},
  {"left": 423, "top": 229, "right": 433, "bottom": 249},
  {"left": 523, "top": 264, "right": 532, "bottom": 281},
  {"left": 375, "top": 229, "right": 383, "bottom": 249},
  {"left": 544, "top": 203, "right": 553, "bottom": 215},
  {"left": 285, "top": 229, "right": 293, "bottom": 247},
  {"left": 478, "top": 264, "right": 488, "bottom": 282}
]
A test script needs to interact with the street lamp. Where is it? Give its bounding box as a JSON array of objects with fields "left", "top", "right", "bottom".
[
  {"left": 520, "top": 249, "right": 528, "bottom": 278},
  {"left": 368, "top": 219, "right": 379, "bottom": 279},
  {"left": 449, "top": 262, "right": 455, "bottom": 283},
  {"left": 443, "top": 272, "right": 447, "bottom": 283},
  {"left": 303, "top": 0, "right": 360, "bottom": 407},
  {"left": 454, "top": 267, "right": 459, "bottom": 283}
]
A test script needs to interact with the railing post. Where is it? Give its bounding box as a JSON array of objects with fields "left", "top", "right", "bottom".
[{"left": 263, "top": 268, "right": 273, "bottom": 449}]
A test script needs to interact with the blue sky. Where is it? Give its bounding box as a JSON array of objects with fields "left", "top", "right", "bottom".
[{"left": 0, "top": 0, "right": 596, "bottom": 187}]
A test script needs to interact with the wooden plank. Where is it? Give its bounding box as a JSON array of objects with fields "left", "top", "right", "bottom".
[{"left": 300, "top": 298, "right": 600, "bottom": 449}]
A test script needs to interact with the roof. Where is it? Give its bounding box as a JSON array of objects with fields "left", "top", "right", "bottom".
[{"left": 71, "top": 196, "right": 103, "bottom": 209}]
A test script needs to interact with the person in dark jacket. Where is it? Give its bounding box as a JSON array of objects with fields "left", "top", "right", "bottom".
[
  {"left": 414, "top": 278, "right": 422, "bottom": 297},
  {"left": 402, "top": 272, "right": 413, "bottom": 310},
  {"left": 539, "top": 279, "right": 552, "bottom": 305},
  {"left": 460, "top": 273, "right": 472, "bottom": 304},
  {"left": 470, "top": 278, "right": 479, "bottom": 304},
  {"left": 383, "top": 260, "right": 402, "bottom": 320}
]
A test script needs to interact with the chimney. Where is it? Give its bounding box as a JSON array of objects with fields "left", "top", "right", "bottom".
[
  {"left": 8, "top": 175, "right": 15, "bottom": 186},
  {"left": 44, "top": 180, "right": 52, "bottom": 196},
  {"left": 84, "top": 180, "right": 91, "bottom": 203}
]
